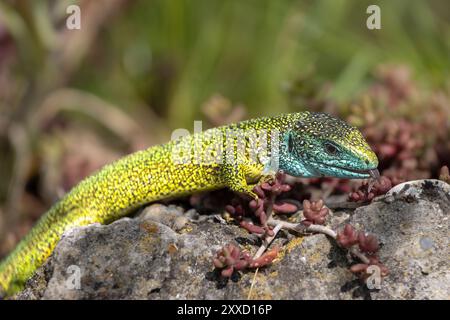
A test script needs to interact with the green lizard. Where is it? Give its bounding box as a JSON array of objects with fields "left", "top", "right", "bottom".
[{"left": 0, "top": 112, "right": 379, "bottom": 296}]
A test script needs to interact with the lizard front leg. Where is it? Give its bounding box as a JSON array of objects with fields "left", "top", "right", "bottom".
[
  {"left": 220, "top": 163, "right": 277, "bottom": 199},
  {"left": 220, "top": 163, "right": 260, "bottom": 199}
]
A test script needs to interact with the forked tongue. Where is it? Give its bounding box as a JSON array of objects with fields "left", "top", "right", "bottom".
[
  {"left": 369, "top": 169, "right": 380, "bottom": 180},
  {"left": 367, "top": 169, "right": 380, "bottom": 193}
]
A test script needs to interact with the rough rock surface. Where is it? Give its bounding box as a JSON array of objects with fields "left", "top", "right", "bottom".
[{"left": 14, "top": 179, "right": 450, "bottom": 300}]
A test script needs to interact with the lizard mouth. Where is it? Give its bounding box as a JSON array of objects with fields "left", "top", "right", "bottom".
[
  {"left": 319, "top": 162, "right": 380, "bottom": 179},
  {"left": 306, "top": 160, "right": 380, "bottom": 179},
  {"left": 333, "top": 166, "right": 380, "bottom": 179}
]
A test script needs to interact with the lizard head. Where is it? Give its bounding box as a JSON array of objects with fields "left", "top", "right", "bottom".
[{"left": 280, "top": 112, "right": 379, "bottom": 179}]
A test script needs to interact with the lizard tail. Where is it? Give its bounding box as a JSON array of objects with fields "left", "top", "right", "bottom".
[{"left": 0, "top": 202, "right": 89, "bottom": 297}]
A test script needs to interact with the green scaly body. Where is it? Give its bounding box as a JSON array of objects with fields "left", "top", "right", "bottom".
[{"left": 0, "top": 112, "right": 378, "bottom": 296}]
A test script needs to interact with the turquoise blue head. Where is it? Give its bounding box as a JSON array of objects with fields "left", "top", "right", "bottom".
[{"left": 279, "top": 112, "right": 379, "bottom": 179}]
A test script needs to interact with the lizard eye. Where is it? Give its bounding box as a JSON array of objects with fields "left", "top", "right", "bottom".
[{"left": 324, "top": 142, "right": 339, "bottom": 155}]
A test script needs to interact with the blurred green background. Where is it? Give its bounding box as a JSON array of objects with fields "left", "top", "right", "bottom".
[
  {"left": 0, "top": 0, "right": 449, "bottom": 254},
  {"left": 1, "top": 0, "right": 449, "bottom": 126}
]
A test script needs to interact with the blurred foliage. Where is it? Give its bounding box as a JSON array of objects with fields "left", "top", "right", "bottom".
[
  {"left": 0, "top": 0, "right": 449, "bottom": 255},
  {"left": 76, "top": 0, "right": 450, "bottom": 126}
]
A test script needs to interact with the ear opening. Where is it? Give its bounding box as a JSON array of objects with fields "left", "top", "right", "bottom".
[{"left": 286, "top": 132, "right": 294, "bottom": 153}]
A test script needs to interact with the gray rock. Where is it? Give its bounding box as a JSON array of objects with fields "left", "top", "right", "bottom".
[{"left": 13, "top": 180, "right": 450, "bottom": 300}]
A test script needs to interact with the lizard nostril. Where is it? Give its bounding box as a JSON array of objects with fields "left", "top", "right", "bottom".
[{"left": 365, "top": 159, "right": 370, "bottom": 165}]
